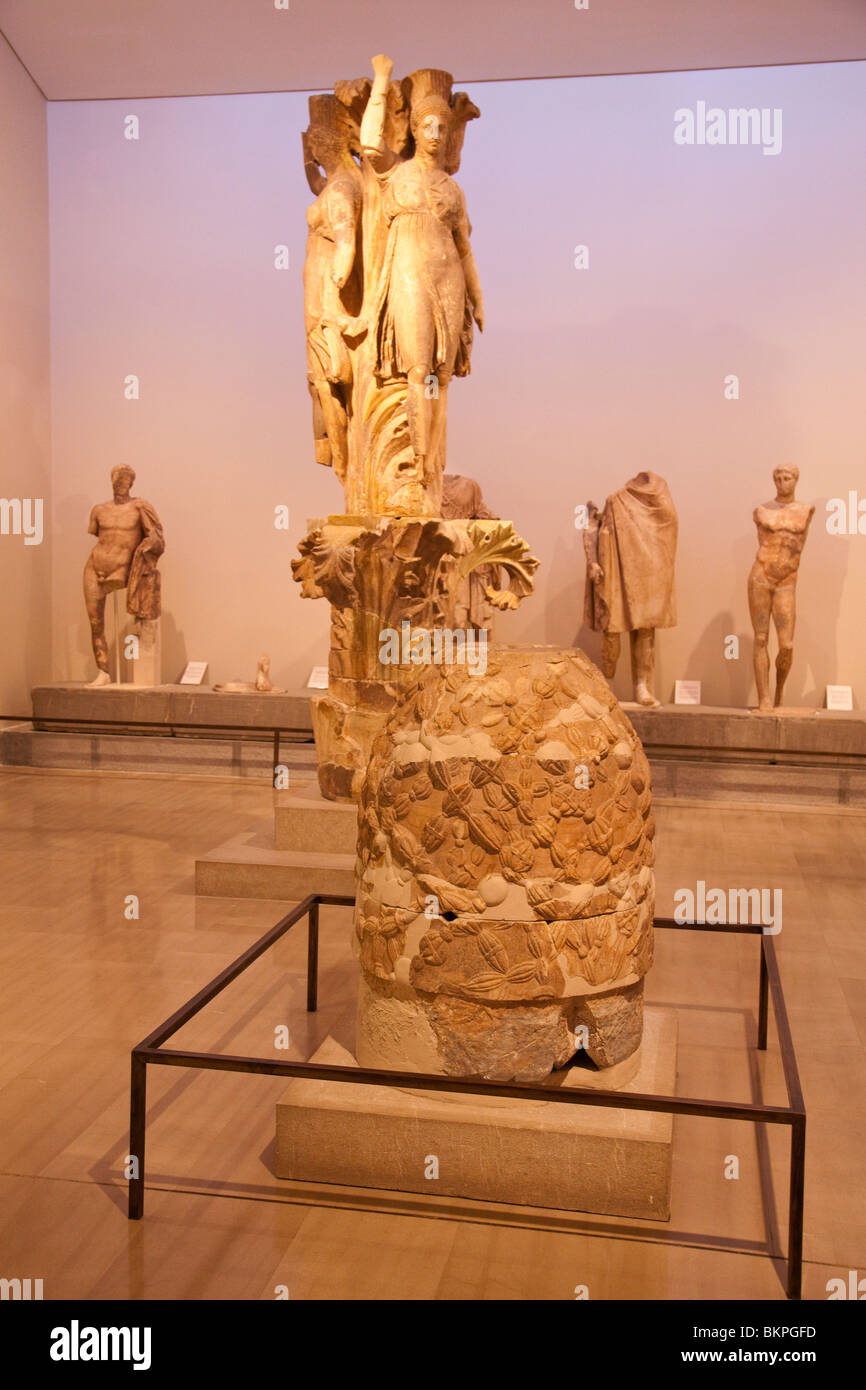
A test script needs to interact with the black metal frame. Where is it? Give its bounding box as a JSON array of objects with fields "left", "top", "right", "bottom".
[
  {"left": 127, "top": 896, "right": 806, "bottom": 1300},
  {"left": 0, "top": 712, "right": 311, "bottom": 783}
]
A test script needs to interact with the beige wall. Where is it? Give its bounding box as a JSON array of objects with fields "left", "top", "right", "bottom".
[
  {"left": 46, "top": 62, "right": 866, "bottom": 705},
  {"left": 0, "top": 36, "right": 51, "bottom": 711}
]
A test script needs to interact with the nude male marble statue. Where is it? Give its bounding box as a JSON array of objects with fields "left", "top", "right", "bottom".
[
  {"left": 748, "top": 464, "right": 814, "bottom": 712},
  {"left": 83, "top": 466, "right": 165, "bottom": 686}
]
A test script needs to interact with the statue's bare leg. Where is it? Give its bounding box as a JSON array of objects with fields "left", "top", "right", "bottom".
[
  {"left": 748, "top": 565, "right": 773, "bottom": 712},
  {"left": 424, "top": 368, "right": 451, "bottom": 486},
  {"left": 772, "top": 582, "right": 796, "bottom": 708},
  {"left": 83, "top": 559, "right": 111, "bottom": 684},
  {"left": 406, "top": 363, "right": 434, "bottom": 470},
  {"left": 399, "top": 282, "right": 437, "bottom": 472},
  {"left": 631, "top": 628, "right": 660, "bottom": 707},
  {"left": 601, "top": 630, "right": 621, "bottom": 679}
]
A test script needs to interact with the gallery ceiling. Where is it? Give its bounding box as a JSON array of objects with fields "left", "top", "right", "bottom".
[{"left": 1, "top": 0, "right": 865, "bottom": 101}]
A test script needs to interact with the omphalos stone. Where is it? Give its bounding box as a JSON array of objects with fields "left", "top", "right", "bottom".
[{"left": 354, "top": 645, "right": 655, "bottom": 1083}]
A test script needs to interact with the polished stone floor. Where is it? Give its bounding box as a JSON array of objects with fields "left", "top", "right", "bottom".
[{"left": 0, "top": 766, "right": 864, "bottom": 1300}]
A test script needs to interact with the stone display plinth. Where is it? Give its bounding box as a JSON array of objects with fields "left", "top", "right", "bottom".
[
  {"left": 195, "top": 783, "right": 356, "bottom": 900},
  {"left": 31, "top": 684, "right": 313, "bottom": 733},
  {"left": 273, "top": 784, "right": 357, "bottom": 854},
  {"left": 119, "top": 611, "right": 161, "bottom": 686},
  {"left": 274, "top": 1010, "right": 676, "bottom": 1221}
]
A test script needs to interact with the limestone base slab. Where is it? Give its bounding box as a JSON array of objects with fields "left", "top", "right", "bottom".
[
  {"left": 126, "top": 617, "right": 161, "bottom": 686},
  {"left": 274, "top": 1008, "right": 677, "bottom": 1220},
  {"left": 274, "top": 781, "right": 358, "bottom": 854},
  {"left": 195, "top": 828, "right": 354, "bottom": 900},
  {"left": 31, "top": 683, "right": 314, "bottom": 733}
]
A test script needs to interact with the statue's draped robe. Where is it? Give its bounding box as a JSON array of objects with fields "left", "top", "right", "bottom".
[
  {"left": 127, "top": 501, "right": 165, "bottom": 621},
  {"left": 585, "top": 472, "right": 677, "bottom": 634},
  {"left": 371, "top": 160, "right": 473, "bottom": 379}
]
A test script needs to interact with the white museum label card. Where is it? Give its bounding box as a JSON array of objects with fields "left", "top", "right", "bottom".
[
  {"left": 826, "top": 684, "right": 853, "bottom": 711},
  {"left": 180, "top": 660, "right": 208, "bottom": 685},
  {"left": 674, "top": 680, "right": 702, "bottom": 706},
  {"left": 307, "top": 666, "right": 329, "bottom": 689}
]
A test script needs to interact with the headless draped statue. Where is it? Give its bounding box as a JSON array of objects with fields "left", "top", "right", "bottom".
[{"left": 583, "top": 471, "right": 678, "bottom": 707}]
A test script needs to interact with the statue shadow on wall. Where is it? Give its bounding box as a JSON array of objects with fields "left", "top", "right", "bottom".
[
  {"left": 56, "top": 490, "right": 97, "bottom": 678},
  {"left": 679, "top": 531, "right": 753, "bottom": 707}
]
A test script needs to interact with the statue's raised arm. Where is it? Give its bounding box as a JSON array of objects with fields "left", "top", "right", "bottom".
[{"left": 360, "top": 53, "right": 399, "bottom": 171}]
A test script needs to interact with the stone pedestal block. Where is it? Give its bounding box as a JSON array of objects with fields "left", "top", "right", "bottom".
[
  {"left": 126, "top": 617, "right": 161, "bottom": 686},
  {"left": 273, "top": 783, "right": 358, "bottom": 854},
  {"left": 195, "top": 829, "right": 355, "bottom": 900},
  {"left": 274, "top": 1009, "right": 676, "bottom": 1220}
]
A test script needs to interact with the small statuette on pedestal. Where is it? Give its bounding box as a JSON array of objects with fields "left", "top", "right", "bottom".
[{"left": 214, "top": 654, "right": 286, "bottom": 695}]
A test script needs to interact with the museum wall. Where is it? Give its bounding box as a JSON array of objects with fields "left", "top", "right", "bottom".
[
  {"left": 46, "top": 61, "right": 866, "bottom": 705},
  {"left": 0, "top": 36, "right": 51, "bottom": 711}
]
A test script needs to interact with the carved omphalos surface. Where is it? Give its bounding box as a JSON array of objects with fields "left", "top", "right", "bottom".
[{"left": 354, "top": 647, "right": 655, "bottom": 1082}]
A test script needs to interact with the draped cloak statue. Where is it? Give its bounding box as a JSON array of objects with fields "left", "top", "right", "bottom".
[{"left": 583, "top": 471, "right": 678, "bottom": 708}]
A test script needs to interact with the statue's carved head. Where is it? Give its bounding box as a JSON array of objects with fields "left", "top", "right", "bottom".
[
  {"left": 410, "top": 96, "right": 452, "bottom": 160},
  {"left": 111, "top": 465, "right": 135, "bottom": 492},
  {"left": 401, "top": 68, "right": 479, "bottom": 173},
  {"left": 773, "top": 463, "right": 799, "bottom": 498},
  {"left": 304, "top": 93, "right": 353, "bottom": 174}
]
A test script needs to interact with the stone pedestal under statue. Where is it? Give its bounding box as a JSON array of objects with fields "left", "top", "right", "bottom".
[
  {"left": 110, "top": 598, "right": 161, "bottom": 686},
  {"left": 275, "top": 1013, "right": 676, "bottom": 1220},
  {"left": 275, "top": 645, "right": 675, "bottom": 1217}
]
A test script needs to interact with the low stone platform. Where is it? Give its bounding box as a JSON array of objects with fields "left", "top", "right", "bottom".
[
  {"left": 195, "top": 783, "right": 356, "bottom": 899},
  {"left": 29, "top": 683, "right": 314, "bottom": 735},
  {"left": 0, "top": 726, "right": 317, "bottom": 781},
  {"left": 629, "top": 704, "right": 865, "bottom": 762},
  {"left": 6, "top": 697, "right": 865, "bottom": 808},
  {"left": 273, "top": 783, "right": 356, "bottom": 854},
  {"left": 630, "top": 705, "right": 866, "bottom": 808},
  {"left": 274, "top": 1010, "right": 677, "bottom": 1220},
  {"left": 195, "top": 826, "right": 355, "bottom": 900}
]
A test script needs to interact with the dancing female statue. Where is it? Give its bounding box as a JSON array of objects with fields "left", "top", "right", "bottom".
[
  {"left": 302, "top": 94, "right": 362, "bottom": 482},
  {"left": 359, "top": 54, "right": 484, "bottom": 506}
]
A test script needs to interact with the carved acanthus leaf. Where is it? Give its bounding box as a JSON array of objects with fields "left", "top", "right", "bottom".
[
  {"left": 291, "top": 530, "right": 357, "bottom": 605},
  {"left": 459, "top": 521, "right": 540, "bottom": 604}
]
